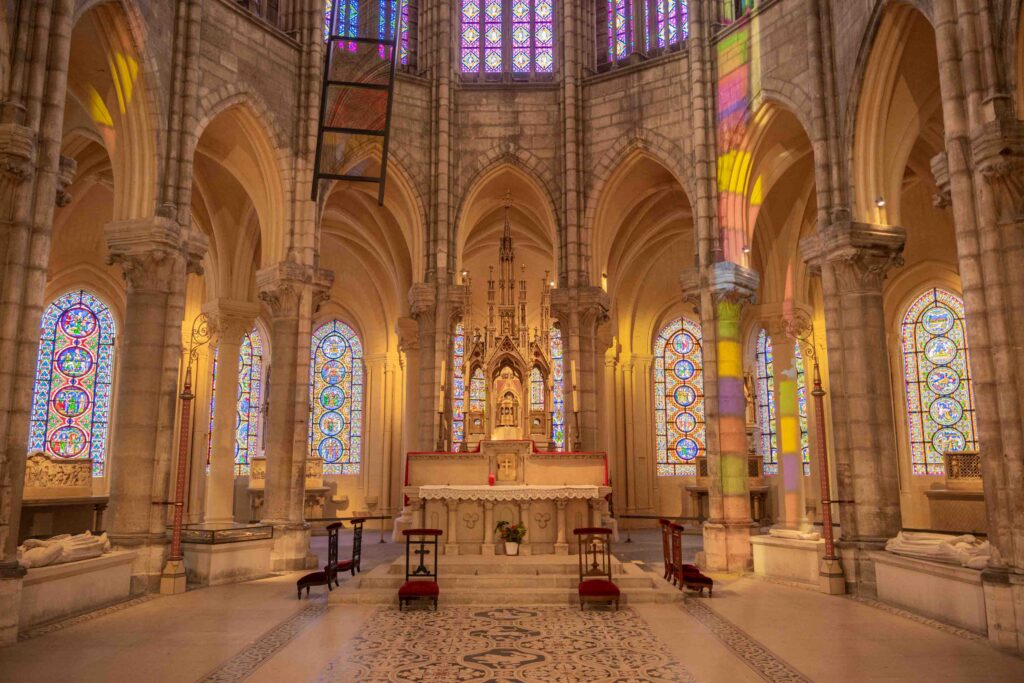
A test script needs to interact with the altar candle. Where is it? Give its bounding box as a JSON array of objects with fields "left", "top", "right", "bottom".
[
  {"left": 488, "top": 472, "right": 495, "bottom": 486},
  {"left": 438, "top": 386, "right": 446, "bottom": 413}
]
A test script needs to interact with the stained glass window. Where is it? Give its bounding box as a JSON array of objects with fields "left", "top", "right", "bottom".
[
  {"left": 451, "top": 323, "right": 466, "bottom": 451},
  {"left": 550, "top": 325, "right": 566, "bottom": 450},
  {"left": 470, "top": 367, "right": 487, "bottom": 413},
  {"left": 461, "top": 0, "right": 555, "bottom": 76},
  {"left": 530, "top": 367, "right": 544, "bottom": 411},
  {"left": 207, "top": 348, "right": 217, "bottom": 465},
  {"left": 654, "top": 318, "right": 706, "bottom": 476},
  {"left": 309, "top": 320, "right": 364, "bottom": 475},
  {"left": 902, "top": 288, "right": 978, "bottom": 475},
  {"left": 794, "top": 342, "right": 810, "bottom": 476},
  {"left": 324, "top": 0, "right": 411, "bottom": 65},
  {"left": 236, "top": 329, "right": 263, "bottom": 473},
  {"left": 756, "top": 329, "right": 778, "bottom": 475},
  {"left": 608, "top": 0, "right": 634, "bottom": 62},
  {"left": 29, "top": 290, "right": 116, "bottom": 477},
  {"left": 653, "top": 0, "right": 689, "bottom": 49}
]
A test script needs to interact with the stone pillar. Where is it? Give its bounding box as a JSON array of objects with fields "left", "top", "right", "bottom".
[
  {"left": 202, "top": 300, "right": 259, "bottom": 524},
  {"left": 554, "top": 500, "right": 568, "bottom": 555},
  {"left": 518, "top": 502, "right": 531, "bottom": 555},
  {"left": 445, "top": 499, "right": 459, "bottom": 555},
  {"left": 801, "top": 221, "right": 905, "bottom": 596},
  {"left": 685, "top": 262, "right": 759, "bottom": 572},
  {"left": 257, "top": 261, "right": 331, "bottom": 570},
  {"left": 104, "top": 217, "right": 197, "bottom": 592},
  {"left": 765, "top": 320, "right": 809, "bottom": 531},
  {"left": 481, "top": 501, "right": 495, "bottom": 555},
  {"left": 409, "top": 283, "right": 439, "bottom": 450}
]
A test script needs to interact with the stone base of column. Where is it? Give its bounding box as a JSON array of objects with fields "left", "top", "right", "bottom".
[
  {"left": 0, "top": 562, "right": 27, "bottom": 645},
  {"left": 159, "top": 559, "right": 187, "bottom": 595},
  {"left": 981, "top": 568, "right": 1024, "bottom": 655},
  {"left": 110, "top": 533, "right": 168, "bottom": 594},
  {"left": 481, "top": 543, "right": 495, "bottom": 556},
  {"left": 444, "top": 543, "right": 460, "bottom": 556},
  {"left": 702, "top": 521, "right": 753, "bottom": 572},
  {"left": 269, "top": 524, "right": 316, "bottom": 571},
  {"left": 836, "top": 539, "right": 886, "bottom": 598},
  {"left": 818, "top": 557, "right": 846, "bottom": 595},
  {"left": 554, "top": 543, "right": 569, "bottom": 556}
]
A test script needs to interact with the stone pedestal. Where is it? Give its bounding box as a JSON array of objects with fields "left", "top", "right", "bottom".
[
  {"left": 751, "top": 534, "right": 825, "bottom": 588},
  {"left": 183, "top": 538, "right": 273, "bottom": 586},
  {"left": 873, "top": 551, "right": 987, "bottom": 634},
  {"left": 0, "top": 564, "right": 25, "bottom": 645},
  {"left": 21, "top": 552, "right": 135, "bottom": 629}
]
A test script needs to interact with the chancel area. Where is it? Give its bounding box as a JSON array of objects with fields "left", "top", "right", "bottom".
[{"left": 4, "top": 0, "right": 1024, "bottom": 681}]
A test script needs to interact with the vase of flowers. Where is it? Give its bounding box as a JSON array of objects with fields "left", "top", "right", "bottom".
[{"left": 495, "top": 520, "right": 527, "bottom": 556}]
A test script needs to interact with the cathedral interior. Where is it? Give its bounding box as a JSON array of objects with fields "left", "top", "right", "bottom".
[{"left": 3, "top": 0, "right": 1024, "bottom": 681}]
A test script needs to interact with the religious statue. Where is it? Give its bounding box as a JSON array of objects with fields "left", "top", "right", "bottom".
[{"left": 498, "top": 391, "right": 518, "bottom": 427}]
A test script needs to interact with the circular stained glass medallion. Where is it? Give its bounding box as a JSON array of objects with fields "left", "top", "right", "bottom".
[
  {"left": 927, "top": 367, "right": 960, "bottom": 395},
  {"left": 673, "top": 333, "right": 694, "bottom": 355},
  {"left": 921, "top": 306, "right": 955, "bottom": 335},
  {"left": 319, "top": 412, "right": 344, "bottom": 436},
  {"left": 318, "top": 436, "right": 344, "bottom": 462},
  {"left": 932, "top": 428, "right": 966, "bottom": 454},
  {"left": 320, "top": 360, "right": 346, "bottom": 385},
  {"left": 674, "top": 385, "right": 696, "bottom": 407},
  {"left": 321, "top": 334, "right": 347, "bottom": 360},
  {"left": 59, "top": 307, "right": 97, "bottom": 338},
  {"left": 56, "top": 347, "right": 93, "bottom": 378},
  {"left": 675, "top": 412, "right": 697, "bottom": 433},
  {"left": 930, "top": 397, "right": 963, "bottom": 426},
  {"left": 674, "top": 360, "right": 695, "bottom": 381},
  {"left": 319, "top": 386, "right": 346, "bottom": 410},
  {"left": 52, "top": 387, "right": 89, "bottom": 418},
  {"left": 924, "top": 337, "right": 957, "bottom": 365},
  {"left": 674, "top": 438, "right": 699, "bottom": 461},
  {"left": 49, "top": 425, "right": 87, "bottom": 457}
]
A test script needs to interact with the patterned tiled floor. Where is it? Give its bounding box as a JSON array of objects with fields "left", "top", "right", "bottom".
[{"left": 315, "top": 606, "right": 696, "bottom": 683}]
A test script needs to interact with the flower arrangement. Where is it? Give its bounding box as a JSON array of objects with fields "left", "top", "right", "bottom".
[{"left": 494, "top": 520, "right": 527, "bottom": 544}]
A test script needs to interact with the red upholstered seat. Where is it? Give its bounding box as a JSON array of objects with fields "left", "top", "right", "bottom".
[
  {"left": 336, "top": 559, "right": 354, "bottom": 572},
  {"left": 399, "top": 580, "right": 439, "bottom": 598},
  {"left": 677, "top": 563, "right": 714, "bottom": 596},
  {"left": 578, "top": 579, "right": 620, "bottom": 598}
]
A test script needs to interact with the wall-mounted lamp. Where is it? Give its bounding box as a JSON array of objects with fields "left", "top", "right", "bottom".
[{"left": 875, "top": 196, "right": 886, "bottom": 209}]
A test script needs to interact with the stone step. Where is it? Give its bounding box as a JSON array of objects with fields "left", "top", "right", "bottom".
[
  {"left": 328, "top": 585, "right": 683, "bottom": 606},
  {"left": 355, "top": 574, "right": 660, "bottom": 590},
  {"left": 381, "top": 557, "right": 636, "bottom": 576}
]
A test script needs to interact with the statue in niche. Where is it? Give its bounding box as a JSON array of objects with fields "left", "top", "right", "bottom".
[
  {"left": 743, "top": 371, "right": 757, "bottom": 426},
  {"left": 498, "top": 391, "right": 519, "bottom": 427}
]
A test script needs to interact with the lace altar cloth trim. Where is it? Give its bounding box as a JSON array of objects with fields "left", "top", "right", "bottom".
[{"left": 416, "top": 485, "right": 603, "bottom": 501}]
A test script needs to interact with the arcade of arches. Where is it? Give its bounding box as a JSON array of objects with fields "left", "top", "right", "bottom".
[{"left": 3, "top": 0, "right": 1024, "bottom": 681}]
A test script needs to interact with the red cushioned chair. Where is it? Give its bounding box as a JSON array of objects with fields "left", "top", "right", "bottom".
[
  {"left": 669, "top": 523, "right": 713, "bottom": 597},
  {"left": 296, "top": 522, "right": 341, "bottom": 599},
  {"left": 574, "top": 527, "right": 619, "bottom": 610},
  {"left": 668, "top": 521, "right": 684, "bottom": 587},
  {"left": 398, "top": 528, "right": 442, "bottom": 610},
  {"left": 331, "top": 517, "right": 365, "bottom": 586},
  {"left": 659, "top": 518, "right": 674, "bottom": 581}
]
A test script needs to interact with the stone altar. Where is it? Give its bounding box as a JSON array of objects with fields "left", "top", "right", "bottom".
[{"left": 394, "top": 441, "right": 613, "bottom": 555}]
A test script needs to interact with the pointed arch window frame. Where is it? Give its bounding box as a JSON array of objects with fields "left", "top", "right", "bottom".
[
  {"left": 755, "top": 328, "right": 778, "bottom": 475},
  {"left": 550, "top": 324, "right": 566, "bottom": 450},
  {"left": 459, "top": 0, "right": 556, "bottom": 79},
  {"left": 29, "top": 289, "right": 117, "bottom": 477},
  {"left": 654, "top": 317, "right": 706, "bottom": 476},
  {"left": 309, "top": 320, "right": 365, "bottom": 475},
  {"left": 451, "top": 322, "right": 467, "bottom": 451}
]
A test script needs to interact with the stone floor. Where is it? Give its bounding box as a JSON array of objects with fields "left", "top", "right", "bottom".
[{"left": 1, "top": 530, "right": 1023, "bottom": 682}]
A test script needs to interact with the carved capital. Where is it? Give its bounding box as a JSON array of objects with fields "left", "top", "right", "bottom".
[
  {"left": 55, "top": 154, "right": 77, "bottom": 207},
  {"left": 974, "top": 119, "right": 1024, "bottom": 225},
  {"left": 104, "top": 217, "right": 186, "bottom": 293},
  {"left": 312, "top": 267, "right": 334, "bottom": 313},
  {"left": 930, "top": 150, "right": 952, "bottom": 209},
  {"left": 708, "top": 261, "right": 758, "bottom": 308},
  {"left": 804, "top": 221, "right": 905, "bottom": 294},
  {"left": 396, "top": 316, "right": 420, "bottom": 353},
  {"left": 549, "top": 286, "right": 610, "bottom": 335},
  {"left": 679, "top": 266, "right": 702, "bottom": 314},
  {"left": 0, "top": 123, "right": 35, "bottom": 183},
  {"left": 446, "top": 283, "right": 471, "bottom": 322},
  {"left": 409, "top": 282, "right": 437, "bottom": 329},
  {"left": 202, "top": 299, "right": 260, "bottom": 345},
  {"left": 183, "top": 226, "right": 209, "bottom": 276},
  {"left": 256, "top": 260, "right": 311, "bottom": 319}
]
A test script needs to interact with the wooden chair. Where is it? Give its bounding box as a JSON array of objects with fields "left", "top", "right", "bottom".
[
  {"left": 574, "top": 527, "right": 620, "bottom": 610},
  {"left": 670, "top": 523, "right": 714, "bottom": 597},
  {"left": 668, "top": 522, "right": 684, "bottom": 587},
  {"left": 296, "top": 522, "right": 340, "bottom": 599},
  {"left": 331, "top": 517, "right": 365, "bottom": 586},
  {"left": 659, "top": 518, "right": 674, "bottom": 581},
  {"left": 398, "top": 528, "right": 442, "bottom": 610}
]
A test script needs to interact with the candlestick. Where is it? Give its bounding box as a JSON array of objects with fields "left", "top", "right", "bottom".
[{"left": 570, "top": 359, "right": 578, "bottom": 387}]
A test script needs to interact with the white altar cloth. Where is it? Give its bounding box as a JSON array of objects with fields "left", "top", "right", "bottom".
[{"left": 416, "top": 484, "right": 604, "bottom": 502}]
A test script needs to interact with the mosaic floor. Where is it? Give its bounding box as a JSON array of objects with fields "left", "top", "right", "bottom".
[{"left": 315, "top": 606, "right": 695, "bottom": 683}]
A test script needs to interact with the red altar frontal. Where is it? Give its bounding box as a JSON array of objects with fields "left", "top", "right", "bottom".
[{"left": 393, "top": 440, "right": 615, "bottom": 555}]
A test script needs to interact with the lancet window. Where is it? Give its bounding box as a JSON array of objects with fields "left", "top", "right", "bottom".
[
  {"left": 599, "top": 0, "right": 689, "bottom": 68},
  {"left": 323, "top": 0, "right": 412, "bottom": 65},
  {"left": 530, "top": 367, "right": 544, "bottom": 411},
  {"left": 29, "top": 290, "right": 116, "bottom": 477},
  {"left": 654, "top": 317, "right": 706, "bottom": 476},
  {"left": 451, "top": 323, "right": 467, "bottom": 451},
  {"left": 460, "top": 0, "right": 555, "bottom": 77},
  {"left": 310, "top": 320, "right": 364, "bottom": 474},
  {"left": 550, "top": 325, "right": 565, "bottom": 449},
  {"left": 470, "top": 367, "right": 487, "bottom": 413},
  {"left": 795, "top": 343, "right": 809, "bottom": 476},
  {"left": 901, "top": 288, "right": 978, "bottom": 475},
  {"left": 236, "top": 329, "right": 264, "bottom": 473},
  {"left": 756, "top": 328, "right": 778, "bottom": 475}
]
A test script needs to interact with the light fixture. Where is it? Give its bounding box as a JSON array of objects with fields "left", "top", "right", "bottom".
[
  {"left": 875, "top": 196, "right": 886, "bottom": 208},
  {"left": 742, "top": 245, "right": 751, "bottom": 254}
]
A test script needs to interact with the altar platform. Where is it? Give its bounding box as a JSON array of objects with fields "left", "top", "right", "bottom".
[{"left": 328, "top": 554, "right": 681, "bottom": 606}]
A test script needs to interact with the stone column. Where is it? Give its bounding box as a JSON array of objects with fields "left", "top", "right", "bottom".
[
  {"left": 202, "top": 300, "right": 259, "bottom": 524},
  {"left": 104, "top": 217, "right": 198, "bottom": 592},
  {"left": 409, "top": 283, "right": 439, "bottom": 450},
  {"left": 445, "top": 499, "right": 459, "bottom": 555},
  {"left": 685, "top": 262, "right": 759, "bottom": 572},
  {"left": 257, "top": 261, "right": 331, "bottom": 570},
  {"left": 765, "top": 319, "right": 809, "bottom": 531},
  {"left": 801, "top": 221, "right": 905, "bottom": 596},
  {"left": 481, "top": 501, "right": 495, "bottom": 555},
  {"left": 554, "top": 500, "right": 568, "bottom": 555},
  {"left": 518, "top": 501, "right": 531, "bottom": 555}
]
